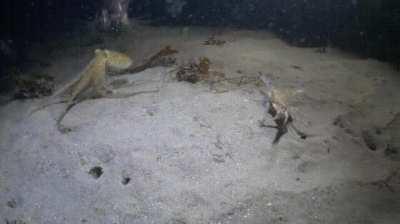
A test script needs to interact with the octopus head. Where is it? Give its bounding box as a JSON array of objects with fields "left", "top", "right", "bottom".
[{"left": 95, "top": 49, "right": 133, "bottom": 72}]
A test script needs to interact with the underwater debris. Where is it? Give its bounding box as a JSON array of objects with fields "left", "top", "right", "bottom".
[
  {"left": 14, "top": 73, "right": 55, "bottom": 99},
  {"left": 89, "top": 166, "right": 103, "bottom": 179},
  {"left": 31, "top": 49, "right": 159, "bottom": 133},
  {"left": 176, "top": 62, "right": 202, "bottom": 83},
  {"left": 176, "top": 57, "right": 212, "bottom": 83},
  {"left": 203, "top": 36, "right": 226, "bottom": 46},
  {"left": 176, "top": 58, "right": 266, "bottom": 93},
  {"left": 258, "top": 73, "right": 308, "bottom": 144},
  {"left": 113, "top": 45, "right": 178, "bottom": 75},
  {"left": 121, "top": 176, "right": 131, "bottom": 185}
]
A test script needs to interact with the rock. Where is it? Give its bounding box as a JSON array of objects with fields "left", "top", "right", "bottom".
[{"left": 89, "top": 166, "right": 103, "bottom": 179}]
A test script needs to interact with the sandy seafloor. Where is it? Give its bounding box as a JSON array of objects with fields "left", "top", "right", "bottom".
[{"left": 1, "top": 24, "right": 400, "bottom": 223}]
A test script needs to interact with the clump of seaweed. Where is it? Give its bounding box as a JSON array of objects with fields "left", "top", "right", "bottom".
[
  {"left": 203, "top": 36, "right": 226, "bottom": 46},
  {"left": 176, "top": 62, "right": 201, "bottom": 83},
  {"left": 14, "top": 73, "right": 55, "bottom": 99},
  {"left": 177, "top": 59, "right": 269, "bottom": 94},
  {"left": 176, "top": 57, "right": 212, "bottom": 83}
]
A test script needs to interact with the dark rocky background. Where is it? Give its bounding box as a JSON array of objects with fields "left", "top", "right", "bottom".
[
  {"left": 0, "top": 0, "right": 96, "bottom": 77},
  {"left": 133, "top": 0, "right": 400, "bottom": 64},
  {"left": 1, "top": 0, "right": 400, "bottom": 78}
]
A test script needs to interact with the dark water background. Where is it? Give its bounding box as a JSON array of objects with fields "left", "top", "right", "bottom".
[{"left": 1, "top": 0, "right": 400, "bottom": 76}]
